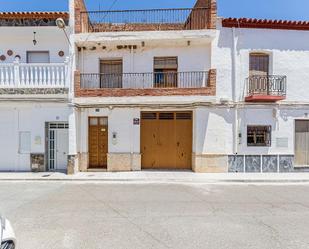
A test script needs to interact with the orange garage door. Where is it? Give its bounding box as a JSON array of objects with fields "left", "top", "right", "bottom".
[{"left": 141, "top": 112, "right": 192, "bottom": 170}]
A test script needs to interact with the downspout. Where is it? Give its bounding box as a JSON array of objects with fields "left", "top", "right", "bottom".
[
  {"left": 232, "top": 27, "right": 238, "bottom": 155},
  {"left": 130, "top": 46, "right": 134, "bottom": 169}
]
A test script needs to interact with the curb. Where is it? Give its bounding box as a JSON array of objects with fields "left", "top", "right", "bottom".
[{"left": 1, "top": 178, "right": 309, "bottom": 183}]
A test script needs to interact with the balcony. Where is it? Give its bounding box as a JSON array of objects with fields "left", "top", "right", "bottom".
[
  {"left": 80, "top": 8, "right": 211, "bottom": 33},
  {"left": 245, "top": 75, "right": 287, "bottom": 102},
  {"left": 0, "top": 61, "right": 69, "bottom": 95},
  {"left": 75, "top": 70, "right": 216, "bottom": 97}
]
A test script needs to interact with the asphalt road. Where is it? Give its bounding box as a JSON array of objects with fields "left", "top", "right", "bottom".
[{"left": 0, "top": 181, "right": 309, "bottom": 249}]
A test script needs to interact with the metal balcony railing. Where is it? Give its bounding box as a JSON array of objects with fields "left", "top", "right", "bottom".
[
  {"left": 80, "top": 71, "right": 209, "bottom": 89},
  {"left": 247, "top": 75, "right": 287, "bottom": 97},
  {"left": 0, "top": 60, "right": 69, "bottom": 88},
  {"left": 80, "top": 8, "right": 210, "bottom": 32}
]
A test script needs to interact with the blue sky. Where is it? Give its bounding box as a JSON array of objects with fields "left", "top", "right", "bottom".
[{"left": 0, "top": 0, "right": 308, "bottom": 21}]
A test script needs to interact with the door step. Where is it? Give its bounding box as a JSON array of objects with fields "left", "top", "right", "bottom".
[
  {"left": 87, "top": 168, "right": 107, "bottom": 172},
  {"left": 294, "top": 166, "right": 309, "bottom": 172}
]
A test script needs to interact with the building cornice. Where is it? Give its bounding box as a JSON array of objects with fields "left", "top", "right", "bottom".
[{"left": 0, "top": 11, "right": 69, "bottom": 20}]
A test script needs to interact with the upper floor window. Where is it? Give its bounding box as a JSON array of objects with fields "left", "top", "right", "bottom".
[
  {"left": 154, "top": 57, "right": 178, "bottom": 88},
  {"left": 247, "top": 125, "right": 272, "bottom": 147},
  {"left": 26, "top": 51, "right": 50, "bottom": 63},
  {"left": 100, "top": 59, "right": 123, "bottom": 88},
  {"left": 249, "top": 53, "right": 269, "bottom": 76}
]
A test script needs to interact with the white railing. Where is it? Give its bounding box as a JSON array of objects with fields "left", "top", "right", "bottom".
[{"left": 0, "top": 59, "right": 69, "bottom": 88}]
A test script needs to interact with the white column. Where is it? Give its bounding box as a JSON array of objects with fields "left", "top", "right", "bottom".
[{"left": 13, "top": 58, "right": 20, "bottom": 87}]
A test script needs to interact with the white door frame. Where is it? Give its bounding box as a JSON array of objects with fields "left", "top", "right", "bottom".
[{"left": 47, "top": 122, "right": 69, "bottom": 171}]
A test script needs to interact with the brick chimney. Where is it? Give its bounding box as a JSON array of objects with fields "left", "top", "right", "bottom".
[
  {"left": 194, "top": 0, "right": 217, "bottom": 29},
  {"left": 74, "top": 0, "right": 89, "bottom": 33}
]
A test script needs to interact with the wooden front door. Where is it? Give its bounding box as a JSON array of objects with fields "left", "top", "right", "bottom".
[
  {"left": 295, "top": 120, "right": 309, "bottom": 166},
  {"left": 88, "top": 117, "right": 108, "bottom": 169},
  {"left": 141, "top": 112, "right": 192, "bottom": 170}
]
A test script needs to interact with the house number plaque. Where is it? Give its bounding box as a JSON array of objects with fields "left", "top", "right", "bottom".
[{"left": 133, "top": 118, "right": 140, "bottom": 125}]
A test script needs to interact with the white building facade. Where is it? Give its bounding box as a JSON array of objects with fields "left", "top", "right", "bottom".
[
  {"left": 66, "top": 0, "right": 309, "bottom": 174},
  {"left": 0, "top": 12, "right": 71, "bottom": 172},
  {"left": 1, "top": 0, "right": 309, "bottom": 174}
]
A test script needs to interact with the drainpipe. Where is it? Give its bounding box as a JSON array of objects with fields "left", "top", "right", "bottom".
[
  {"left": 232, "top": 27, "right": 238, "bottom": 155},
  {"left": 130, "top": 46, "right": 134, "bottom": 169}
]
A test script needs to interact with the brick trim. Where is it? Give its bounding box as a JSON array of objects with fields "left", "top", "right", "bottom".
[
  {"left": 193, "top": 0, "right": 217, "bottom": 29},
  {"left": 74, "top": 0, "right": 89, "bottom": 33},
  {"left": 208, "top": 68, "right": 216, "bottom": 94},
  {"left": 222, "top": 18, "right": 309, "bottom": 31}
]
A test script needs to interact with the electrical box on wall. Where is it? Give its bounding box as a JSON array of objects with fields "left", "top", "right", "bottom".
[
  {"left": 238, "top": 132, "right": 242, "bottom": 144},
  {"left": 112, "top": 132, "right": 117, "bottom": 145}
]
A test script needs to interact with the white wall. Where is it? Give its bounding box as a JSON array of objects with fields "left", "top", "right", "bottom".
[
  {"left": 0, "top": 103, "right": 71, "bottom": 171},
  {"left": 77, "top": 107, "right": 235, "bottom": 157},
  {"left": 79, "top": 43, "right": 211, "bottom": 74},
  {"left": 194, "top": 107, "right": 234, "bottom": 155},
  {"left": 0, "top": 27, "right": 69, "bottom": 64},
  {"left": 214, "top": 22, "right": 309, "bottom": 102},
  {"left": 78, "top": 108, "right": 141, "bottom": 155},
  {"left": 237, "top": 107, "right": 309, "bottom": 155}
]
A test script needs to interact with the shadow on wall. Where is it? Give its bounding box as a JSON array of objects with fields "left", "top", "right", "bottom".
[{"left": 217, "top": 26, "right": 309, "bottom": 52}]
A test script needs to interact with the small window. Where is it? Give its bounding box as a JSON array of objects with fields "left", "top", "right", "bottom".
[
  {"left": 100, "top": 59, "right": 123, "bottom": 88},
  {"left": 154, "top": 57, "right": 178, "bottom": 88},
  {"left": 249, "top": 53, "right": 269, "bottom": 76},
  {"left": 27, "top": 51, "right": 50, "bottom": 63},
  {"left": 247, "top": 125, "right": 271, "bottom": 147},
  {"left": 159, "top": 113, "right": 174, "bottom": 120},
  {"left": 141, "top": 113, "right": 157, "bottom": 120}
]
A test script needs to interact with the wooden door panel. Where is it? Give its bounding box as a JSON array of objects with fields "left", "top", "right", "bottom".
[
  {"left": 157, "top": 117, "right": 176, "bottom": 168},
  {"left": 141, "top": 118, "right": 159, "bottom": 169},
  {"left": 89, "top": 118, "right": 108, "bottom": 169},
  {"left": 141, "top": 112, "right": 192, "bottom": 170},
  {"left": 175, "top": 119, "right": 192, "bottom": 170}
]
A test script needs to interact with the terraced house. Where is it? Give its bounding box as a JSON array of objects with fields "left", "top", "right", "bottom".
[
  {"left": 0, "top": 11, "right": 71, "bottom": 172},
  {"left": 1, "top": 0, "right": 309, "bottom": 174}
]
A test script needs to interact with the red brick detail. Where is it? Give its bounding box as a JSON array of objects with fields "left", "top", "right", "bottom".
[
  {"left": 208, "top": 68, "right": 217, "bottom": 94},
  {"left": 245, "top": 95, "right": 286, "bottom": 102},
  {"left": 79, "top": 0, "right": 217, "bottom": 33},
  {"left": 74, "top": 69, "right": 216, "bottom": 98},
  {"left": 74, "top": 0, "right": 89, "bottom": 33},
  {"left": 0, "top": 12, "right": 69, "bottom": 20},
  {"left": 222, "top": 18, "right": 309, "bottom": 31},
  {"left": 193, "top": 0, "right": 217, "bottom": 29},
  {"left": 74, "top": 70, "right": 81, "bottom": 94}
]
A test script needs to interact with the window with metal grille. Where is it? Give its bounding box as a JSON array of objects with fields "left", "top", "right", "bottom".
[
  {"left": 247, "top": 125, "right": 271, "bottom": 147},
  {"left": 49, "top": 123, "right": 69, "bottom": 129},
  {"left": 154, "top": 57, "right": 178, "bottom": 88}
]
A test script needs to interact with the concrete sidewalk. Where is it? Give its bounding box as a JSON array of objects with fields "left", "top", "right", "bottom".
[{"left": 1, "top": 171, "right": 309, "bottom": 183}]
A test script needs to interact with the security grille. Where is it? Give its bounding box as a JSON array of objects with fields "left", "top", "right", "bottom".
[{"left": 47, "top": 122, "right": 69, "bottom": 171}]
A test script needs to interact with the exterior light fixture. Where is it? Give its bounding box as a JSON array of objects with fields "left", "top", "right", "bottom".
[
  {"left": 56, "top": 18, "right": 66, "bottom": 29},
  {"left": 56, "top": 18, "right": 71, "bottom": 46},
  {"left": 33, "top": 32, "right": 37, "bottom": 46}
]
